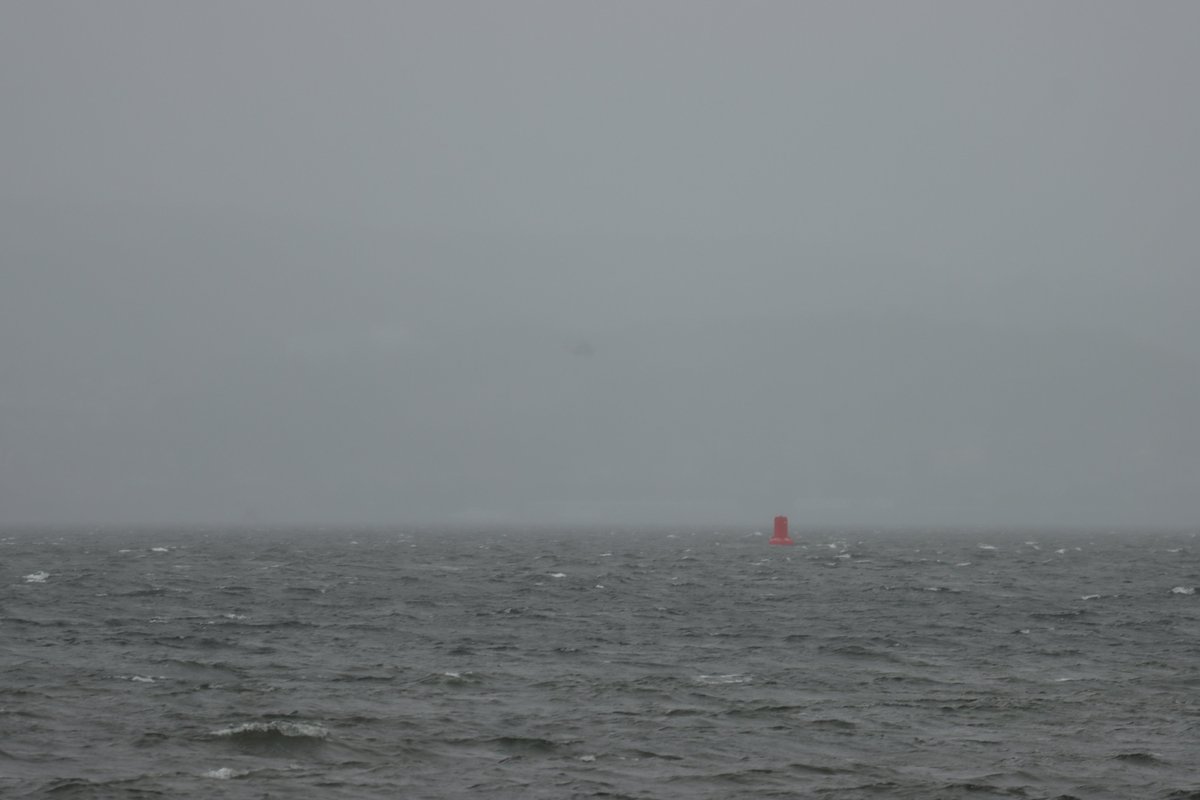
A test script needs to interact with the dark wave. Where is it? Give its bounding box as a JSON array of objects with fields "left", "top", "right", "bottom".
[
  {"left": 1113, "top": 751, "right": 1168, "bottom": 765},
  {"left": 207, "top": 721, "right": 330, "bottom": 756}
]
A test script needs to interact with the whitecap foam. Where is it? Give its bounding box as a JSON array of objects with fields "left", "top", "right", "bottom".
[
  {"left": 696, "top": 673, "right": 751, "bottom": 685},
  {"left": 150, "top": 547, "right": 169, "bottom": 553},
  {"left": 422, "top": 670, "right": 476, "bottom": 684},
  {"left": 549, "top": 572, "right": 566, "bottom": 578},
  {"left": 1171, "top": 586, "right": 1195, "bottom": 595},
  {"left": 211, "top": 721, "right": 329, "bottom": 739},
  {"left": 23, "top": 571, "right": 49, "bottom": 583},
  {"left": 203, "top": 767, "right": 246, "bottom": 779}
]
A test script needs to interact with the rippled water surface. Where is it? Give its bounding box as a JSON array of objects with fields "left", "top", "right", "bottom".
[{"left": 2, "top": 528, "right": 1199, "bottom": 798}]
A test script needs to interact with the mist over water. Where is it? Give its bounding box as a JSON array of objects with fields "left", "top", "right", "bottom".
[{"left": 2, "top": 2, "right": 1199, "bottom": 529}]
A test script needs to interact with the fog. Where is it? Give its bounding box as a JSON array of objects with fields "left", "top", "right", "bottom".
[{"left": 2, "top": 2, "right": 1197, "bottom": 528}]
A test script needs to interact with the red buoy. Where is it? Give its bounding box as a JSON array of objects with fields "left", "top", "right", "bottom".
[{"left": 769, "top": 515, "right": 794, "bottom": 545}]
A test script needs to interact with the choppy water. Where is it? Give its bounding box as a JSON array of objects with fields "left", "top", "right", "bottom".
[{"left": 2, "top": 527, "right": 1199, "bottom": 799}]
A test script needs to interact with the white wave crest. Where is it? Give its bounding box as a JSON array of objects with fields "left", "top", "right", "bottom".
[
  {"left": 696, "top": 673, "right": 751, "bottom": 684},
  {"left": 211, "top": 721, "right": 329, "bottom": 739},
  {"left": 24, "top": 571, "right": 49, "bottom": 583},
  {"left": 1171, "top": 586, "right": 1195, "bottom": 595}
]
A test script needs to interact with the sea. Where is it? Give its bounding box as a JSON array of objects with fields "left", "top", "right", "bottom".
[{"left": 2, "top": 527, "right": 1198, "bottom": 799}]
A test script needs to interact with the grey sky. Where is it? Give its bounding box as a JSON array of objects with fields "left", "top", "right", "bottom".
[{"left": 2, "top": 1, "right": 1197, "bottom": 528}]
